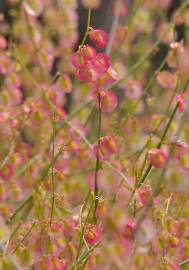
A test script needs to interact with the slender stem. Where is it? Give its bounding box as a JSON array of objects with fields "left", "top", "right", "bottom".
[
  {"left": 8, "top": 145, "right": 64, "bottom": 224},
  {"left": 0, "top": 141, "right": 17, "bottom": 170},
  {"left": 144, "top": 55, "right": 167, "bottom": 93},
  {"left": 8, "top": 196, "right": 33, "bottom": 224},
  {"left": 94, "top": 93, "right": 102, "bottom": 224},
  {"left": 50, "top": 119, "right": 56, "bottom": 226},
  {"left": 66, "top": 120, "right": 132, "bottom": 189},
  {"left": 76, "top": 195, "right": 94, "bottom": 260},
  {"left": 119, "top": 0, "right": 189, "bottom": 85},
  {"left": 135, "top": 106, "right": 189, "bottom": 236},
  {"left": 109, "top": 23, "right": 175, "bottom": 89},
  {"left": 0, "top": 242, "right": 23, "bottom": 270},
  {"left": 12, "top": 222, "right": 36, "bottom": 254},
  {"left": 70, "top": 238, "right": 104, "bottom": 270},
  {"left": 138, "top": 77, "right": 189, "bottom": 187},
  {"left": 180, "top": 258, "right": 189, "bottom": 267},
  {"left": 80, "top": 8, "right": 92, "bottom": 48}
]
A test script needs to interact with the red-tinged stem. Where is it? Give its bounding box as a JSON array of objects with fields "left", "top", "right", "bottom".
[{"left": 94, "top": 92, "right": 102, "bottom": 224}]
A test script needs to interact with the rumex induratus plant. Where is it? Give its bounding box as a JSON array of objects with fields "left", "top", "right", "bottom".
[{"left": 0, "top": 0, "right": 189, "bottom": 269}]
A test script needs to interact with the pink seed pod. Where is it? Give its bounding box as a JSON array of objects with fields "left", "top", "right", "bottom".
[
  {"left": 122, "top": 220, "right": 136, "bottom": 240},
  {"left": 89, "top": 28, "right": 109, "bottom": 48},
  {"left": 84, "top": 224, "right": 102, "bottom": 245},
  {"left": 0, "top": 164, "right": 13, "bottom": 181},
  {"left": 124, "top": 79, "right": 143, "bottom": 100},
  {"left": 92, "top": 53, "right": 110, "bottom": 74},
  {"left": 81, "top": 45, "right": 97, "bottom": 60},
  {"left": 51, "top": 222, "right": 64, "bottom": 234},
  {"left": 75, "top": 64, "right": 98, "bottom": 82},
  {"left": 173, "top": 141, "right": 188, "bottom": 160},
  {"left": 167, "top": 234, "right": 180, "bottom": 248},
  {"left": 58, "top": 74, "right": 72, "bottom": 93},
  {"left": 148, "top": 148, "right": 168, "bottom": 169},
  {"left": 63, "top": 218, "right": 76, "bottom": 238},
  {"left": 100, "top": 91, "right": 118, "bottom": 113},
  {"left": 176, "top": 94, "right": 186, "bottom": 113},
  {"left": 138, "top": 184, "right": 152, "bottom": 206},
  {"left": 93, "top": 135, "right": 119, "bottom": 161},
  {"left": 156, "top": 71, "right": 177, "bottom": 89},
  {"left": 71, "top": 51, "right": 86, "bottom": 69},
  {"left": 100, "top": 136, "right": 119, "bottom": 155},
  {"left": 98, "top": 67, "right": 118, "bottom": 87}
]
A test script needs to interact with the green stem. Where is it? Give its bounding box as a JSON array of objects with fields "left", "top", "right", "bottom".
[
  {"left": 109, "top": 23, "right": 175, "bottom": 89},
  {"left": 180, "top": 258, "right": 189, "bottom": 267},
  {"left": 8, "top": 146, "right": 64, "bottom": 224},
  {"left": 0, "top": 242, "right": 23, "bottom": 270},
  {"left": 70, "top": 238, "right": 104, "bottom": 270},
  {"left": 94, "top": 93, "right": 102, "bottom": 224},
  {"left": 139, "top": 77, "right": 189, "bottom": 187},
  {"left": 50, "top": 120, "right": 56, "bottom": 226},
  {"left": 80, "top": 8, "right": 92, "bottom": 48},
  {"left": 76, "top": 196, "right": 94, "bottom": 260},
  {"left": 12, "top": 222, "right": 36, "bottom": 254}
]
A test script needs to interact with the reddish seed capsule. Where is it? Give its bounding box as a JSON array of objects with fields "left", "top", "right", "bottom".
[
  {"left": 81, "top": 45, "right": 97, "bottom": 60},
  {"left": 51, "top": 222, "right": 64, "bottom": 234},
  {"left": 98, "top": 67, "right": 118, "bottom": 87},
  {"left": 84, "top": 224, "right": 102, "bottom": 245},
  {"left": 173, "top": 141, "right": 188, "bottom": 160},
  {"left": 176, "top": 94, "right": 186, "bottom": 113},
  {"left": 156, "top": 71, "right": 177, "bottom": 89},
  {"left": 124, "top": 79, "right": 143, "bottom": 100},
  {"left": 75, "top": 64, "right": 98, "bottom": 82},
  {"left": 92, "top": 90, "right": 118, "bottom": 113},
  {"left": 93, "top": 135, "right": 119, "bottom": 161},
  {"left": 148, "top": 148, "right": 168, "bottom": 169},
  {"left": 71, "top": 51, "right": 86, "bottom": 69},
  {"left": 0, "top": 164, "right": 13, "bottom": 181},
  {"left": 100, "top": 91, "right": 118, "bottom": 113},
  {"left": 89, "top": 28, "right": 109, "bottom": 48},
  {"left": 167, "top": 234, "right": 180, "bottom": 248},
  {"left": 92, "top": 53, "right": 110, "bottom": 74},
  {"left": 100, "top": 136, "right": 119, "bottom": 155},
  {"left": 123, "top": 220, "right": 136, "bottom": 240},
  {"left": 138, "top": 185, "right": 152, "bottom": 206},
  {"left": 58, "top": 74, "right": 72, "bottom": 93}
]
